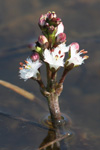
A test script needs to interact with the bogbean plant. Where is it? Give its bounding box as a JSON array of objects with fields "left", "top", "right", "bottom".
[{"left": 19, "top": 11, "right": 88, "bottom": 127}]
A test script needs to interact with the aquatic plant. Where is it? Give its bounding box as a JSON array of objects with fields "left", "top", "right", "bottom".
[{"left": 19, "top": 11, "right": 88, "bottom": 128}]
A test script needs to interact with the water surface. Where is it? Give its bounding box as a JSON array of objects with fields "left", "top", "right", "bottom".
[{"left": 0, "top": 0, "right": 100, "bottom": 149}]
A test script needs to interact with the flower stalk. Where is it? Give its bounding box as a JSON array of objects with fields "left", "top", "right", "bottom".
[
  {"left": 47, "top": 93, "right": 61, "bottom": 126},
  {"left": 19, "top": 11, "right": 89, "bottom": 128}
]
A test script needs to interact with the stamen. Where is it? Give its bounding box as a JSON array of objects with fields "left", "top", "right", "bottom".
[
  {"left": 19, "top": 62, "right": 23, "bottom": 66},
  {"left": 83, "top": 55, "right": 89, "bottom": 59},
  {"left": 80, "top": 49, "right": 88, "bottom": 54},
  {"left": 24, "top": 65, "right": 28, "bottom": 69},
  {"left": 58, "top": 50, "right": 61, "bottom": 55},
  {"left": 60, "top": 55, "right": 64, "bottom": 58},
  {"left": 19, "top": 67, "right": 23, "bottom": 70},
  {"left": 24, "top": 60, "right": 28, "bottom": 64},
  {"left": 55, "top": 55, "right": 59, "bottom": 60},
  {"left": 82, "top": 51, "right": 88, "bottom": 54}
]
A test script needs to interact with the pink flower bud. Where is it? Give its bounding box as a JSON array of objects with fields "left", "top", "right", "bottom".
[
  {"left": 47, "top": 11, "right": 51, "bottom": 18},
  {"left": 70, "top": 42, "right": 79, "bottom": 51},
  {"left": 54, "top": 18, "right": 61, "bottom": 26},
  {"left": 31, "top": 51, "right": 39, "bottom": 61},
  {"left": 38, "top": 14, "right": 46, "bottom": 27},
  {"left": 38, "top": 35, "right": 48, "bottom": 45},
  {"left": 56, "top": 33, "right": 66, "bottom": 43},
  {"left": 56, "top": 18, "right": 61, "bottom": 22},
  {"left": 47, "top": 11, "right": 57, "bottom": 20}
]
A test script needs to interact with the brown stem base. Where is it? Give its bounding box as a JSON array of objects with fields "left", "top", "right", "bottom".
[
  {"left": 41, "top": 113, "right": 72, "bottom": 129},
  {"left": 47, "top": 93, "right": 62, "bottom": 128}
]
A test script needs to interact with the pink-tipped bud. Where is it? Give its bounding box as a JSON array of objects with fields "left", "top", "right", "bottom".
[
  {"left": 28, "top": 43, "right": 36, "bottom": 50},
  {"left": 70, "top": 42, "right": 79, "bottom": 51},
  {"left": 38, "top": 35, "right": 48, "bottom": 45},
  {"left": 31, "top": 51, "right": 39, "bottom": 61},
  {"left": 56, "top": 18, "right": 61, "bottom": 23},
  {"left": 47, "top": 11, "right": 51, "bottom": 18},
  {"left": 38, "top": 14, "right": 46, "bottom": 27},
  {"left": 47, "top": 11, "right": 57, "bottom": 20},
  {"left": 52, "top": 17, "right": 61, "bottom": 26},
  {"left": 56, "top": 33, "right": 66, "bottom": 43}
]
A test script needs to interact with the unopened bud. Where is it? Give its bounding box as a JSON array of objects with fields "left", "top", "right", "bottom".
[
  {"left": 38, "top": 35, "right": 48, "bottom": 45},
  {"left": 56, "top": 33, "right": 66, "bottom": 43},
  {"left": 47, "top": 11, "right": 57, "bottom": 20},
  {"left": 56, "top": 18, "right": 61, "bottom": 24},
  {"left": 70, "top": 42, "right": 79, "bottom": 51},
  {"left": 31, "top": 51, "right": 39, "bottom": 61},
  {"left": 38, "top": 14, "right": 46, "bottom": 27},
  {"left": 51, "top": 17, "right": 61, "bottom": 26}
]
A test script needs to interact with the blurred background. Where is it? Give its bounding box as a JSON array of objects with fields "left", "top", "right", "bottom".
[{"left": 0, "top": 0, "right": 100, "bottom": 150}]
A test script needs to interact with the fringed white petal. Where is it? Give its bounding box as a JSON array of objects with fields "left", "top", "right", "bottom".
[{"left": 19, "top": 58, "right": 42, "bottom": 81}]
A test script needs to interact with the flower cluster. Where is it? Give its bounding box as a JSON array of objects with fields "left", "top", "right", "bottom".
[{"left": 19, "top": 11, "right": 88, "bottom": 85}]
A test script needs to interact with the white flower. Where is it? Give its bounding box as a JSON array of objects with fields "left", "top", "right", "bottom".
[
  {"left": 56, "top": 22, "right": 64, "bottom": 36},
  {"left": 43, "top": 43, "right": 68, "bottom": 69},
  {"left": 59, "top": 43, "right": 69, "bottom": 53},
  {"left": 19, "top": 58, "right": 42, "bottom": 81},
  {"left": 67, "top": 43, "right": 88, "bottom": 67}
]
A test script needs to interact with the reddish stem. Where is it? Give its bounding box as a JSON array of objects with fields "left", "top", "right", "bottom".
[{"left": 59, "top": 64, "right": 74, "bottom": 85}]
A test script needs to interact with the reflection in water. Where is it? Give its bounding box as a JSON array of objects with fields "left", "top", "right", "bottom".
[
  {"left": 39, "top": 115, "right": 73, "bottom": 150},
  {"left": 0, "top": 109, "right": 100, "bottom": 150},
  {"left": 0, "top": 110, "right": 73, "bottom": 150},
  {"left": 39, "top": 128, "right": 68, "bottom": 150}
]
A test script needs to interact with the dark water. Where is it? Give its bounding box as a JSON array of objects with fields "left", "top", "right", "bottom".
[{"left": 0, "top": 0, "right": 100, "bottom": 149}]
